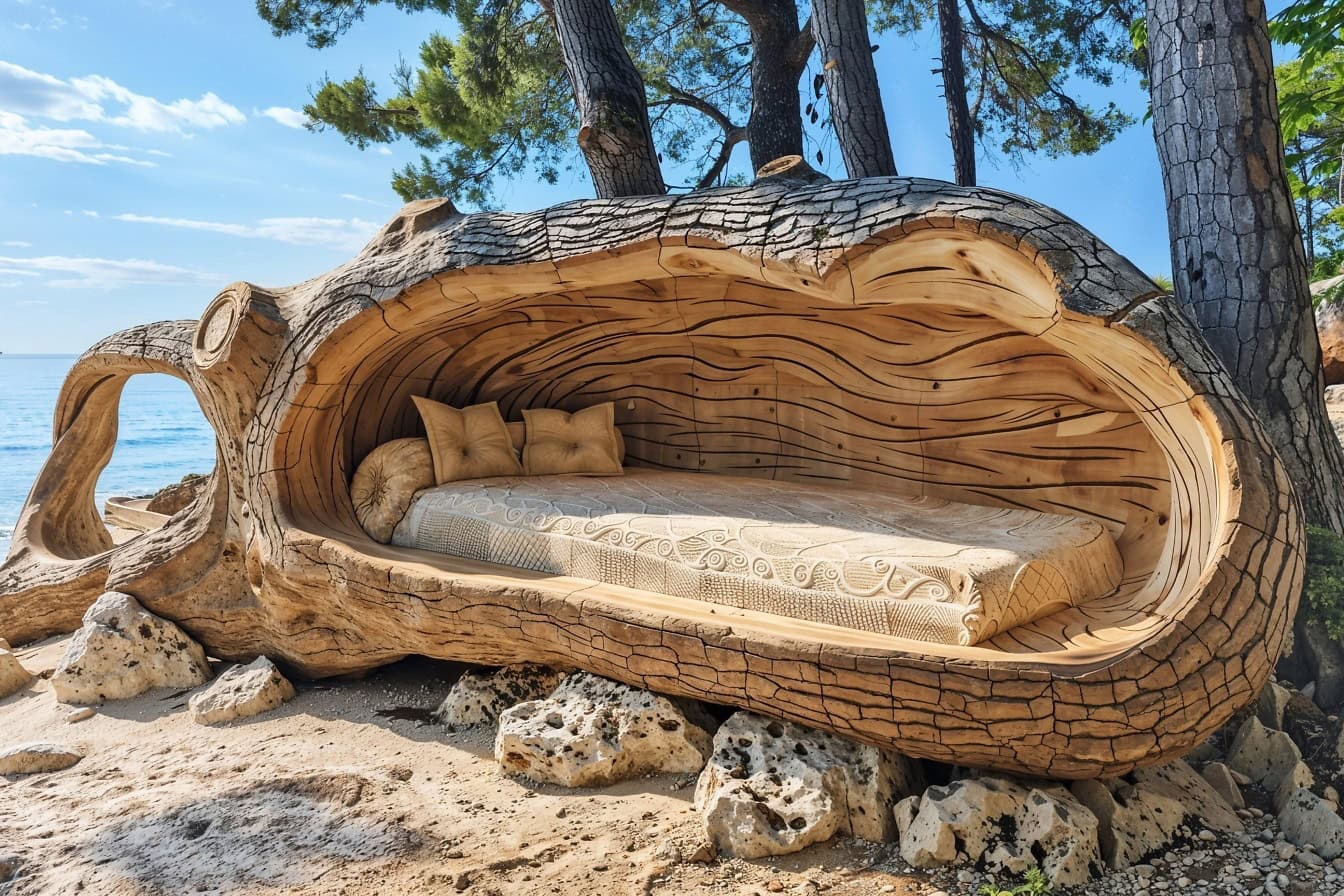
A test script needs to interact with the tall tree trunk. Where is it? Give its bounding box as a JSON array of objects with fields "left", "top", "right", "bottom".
[
  {"left": 721, "top": 0, "right": 810, "bottom": 172},
  {"left": 1147, "top": 0, "right": 1344, "bottom": 530},
  {"left": 938, "top": 0, "right": 975, "bottom": 186},
  {"left": 811, "top": 0, "right": 897, "bottom": 178},
  {"left": 548, "top": 0, "right": 665, "bottom": 197}
]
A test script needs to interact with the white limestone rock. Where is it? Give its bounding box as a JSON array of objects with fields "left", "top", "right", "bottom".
[
  {"left": 1201, "top": 761, "right": 1245, "bottom": 810},
  {"left": 435, "top": 664, "right": 564, "bottom": 727},
  {"left": 0, "top": 649, "right": 33, "bottom": 699},
  {"left": 1279, "top": 788, "right": 1344, "bottom": 860},
  {"left": 495, "top": 673, "right": 713, "bottom": 787},
  {"left": 0, "top": 743, "right": 82, "bottom": 775},
  {"left": 51, "top": 592, "right": 211, "bottom": 705},
  {"left": 1227, "top": 716, "right": 1302, "bottom": 788},
  {"left": 899, "top": 776, "right": 1100, "bottom": 887},
  {"left": 695, "top": 712, "right": 920, "bottom": 859},
  {"left": 188, "top": 656, "right": 295, "bottom": 725}
]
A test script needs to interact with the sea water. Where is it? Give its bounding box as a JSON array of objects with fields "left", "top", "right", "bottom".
[{"left": 0, "top": 355, "right": 217, "bottom": 558}]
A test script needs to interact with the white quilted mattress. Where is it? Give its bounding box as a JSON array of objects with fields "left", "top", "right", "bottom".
[{"left": 391, "top": 469, "right": 1122, "bottom": 645}]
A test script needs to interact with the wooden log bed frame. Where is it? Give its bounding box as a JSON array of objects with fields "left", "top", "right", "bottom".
[{"left": 0, "top": 177, "right": 1303, "bottom": 778}]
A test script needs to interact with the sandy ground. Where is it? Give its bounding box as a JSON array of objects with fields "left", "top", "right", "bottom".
[{"left": 0, "top": 635, "right": 937, "bottom": 896}]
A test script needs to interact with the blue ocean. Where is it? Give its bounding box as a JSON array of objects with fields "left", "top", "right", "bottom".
[{"left": 0, "top": 355, "right": 217, "bottom": 558}]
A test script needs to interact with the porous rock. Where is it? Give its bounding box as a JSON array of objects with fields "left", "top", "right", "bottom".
[
  {"left": 51, "top": 592, "right": 211, "bottom": 704},
  {"left": 0, "top": 742, "right": 82, "bottom": 775},
  {"left": 495, "top": 672, "right": 712, "bottom": 787},
  {"left": 898, "top": 776, "right": 1100, "bottom": 887},
  {"left": 188, "top": 656, "right": 295, "bottom": 725},
  {"left": 435, "top": 664, "right": 564, "bottom": 727},
  {"left": 145, "top": 473, "right": 208, "bottom": 516},
  {"left": 0, "top": 649, "right": 32, "bottom": 699},
  {"left": 695, "top": 712, "right": 920, "bottom": 859},
  {"left": 1279, "top": 788, "right": 1344, "bottom": 859}
]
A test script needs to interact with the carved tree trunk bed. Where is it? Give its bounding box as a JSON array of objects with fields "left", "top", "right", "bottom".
[{"left": 0, "top": 178, "right": 1303, "bottom": 778}]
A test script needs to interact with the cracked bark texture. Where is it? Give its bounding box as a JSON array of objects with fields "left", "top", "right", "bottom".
[
  {"left": 811, "top": 0, "right": 898, "bottom": 178},
  {"left": 1147, "top": 0, "right": 1344, "bottom": 529},
  {"left": 938, "top": 0, "right": 976, "bottom": 186},
  {"left": 720, "top": 0, "right": 812, "bottom": 173},
  {"left": 549, "top": 0, "right": 664, "bottom": 197},
  {"left": 0, "top": 178, "right": 1303, "bottom": 779}
]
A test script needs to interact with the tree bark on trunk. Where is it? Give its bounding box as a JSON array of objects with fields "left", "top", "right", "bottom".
[
  {"left": 1147, "top": 0, "right": 1344, "bottom": 530},
  {"left": 548, "top": 0, "right": 665, "bottom": 197},
  {"left": 938, "top": 0, "right": 975, "bottom": 186},
  {"left": 721, "top": 0, "right": 810, "bottom": 173},
  {"left": 811, "top": 0, "right": 897, "bottom": 178}
]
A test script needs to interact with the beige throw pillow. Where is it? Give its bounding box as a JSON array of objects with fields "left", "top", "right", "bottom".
[
  {"left": 412, "top": 396, "right": 523, "bottom": 484},
  {"left": 507, "top": 418, "right": 625, "bottom": 461},
  {"left": 523, "top": 402, "right": 624, "bottom": 476}
]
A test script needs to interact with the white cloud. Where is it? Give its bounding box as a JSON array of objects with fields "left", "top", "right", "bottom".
[
  {"left": 376, "top": 146, "right": 392, "bottom": 156},
  {"left": 339, "top": 192, "right": 390, "bottom": 207},
  {"left": 111, "top": 213, "right": 380, "bottom": 251},
  {"left": 2, "top": 241, "right": 33, "bottom": 248},
  {"left": 0, "top": 110, "right": 157, "bottom": 167},
  {"left": 0, "top": 254, "right": 218, "bottom": 289},
  {"left": 0, "top": 60, "right": 245, "bottom": 133},
  {"left": 260, "top": 106, "right": 306, "bottom": 129}
]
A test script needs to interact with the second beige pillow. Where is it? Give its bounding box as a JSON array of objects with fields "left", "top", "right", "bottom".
[
  {"left": 523, "top": 402, "right": 624, "bottom": 476},
  {"left": 413, "top": 396, "right": 523, "bottom": 484}
]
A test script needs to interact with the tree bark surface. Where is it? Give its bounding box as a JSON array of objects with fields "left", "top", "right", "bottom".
[
  {"left": 1147, "top": 0, "right": 1344, "bottom": 529},
  {"left": 549, "top": 0, "right": 665, "bottom": 197},
  {"left": 723, "top": 0, "right": 810, "bottom": 172},
  {"left": 811, "top": 0, "right": 898, "bottom": 177},
  {"left": 938, "top": 0, "right": 976, "bottom": 186}
]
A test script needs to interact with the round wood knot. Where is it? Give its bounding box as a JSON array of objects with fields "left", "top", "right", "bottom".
[{"left": 193, "top": 282, "right": 282, "bottom": 371}]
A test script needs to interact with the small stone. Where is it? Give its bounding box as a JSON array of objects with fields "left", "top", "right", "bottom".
[
  {"left": 435, "top": 664, "right": 564, "bottom": 727},
  {"left": 188, "top": 656, "right": 295, "bottom": 725},
  {"left": 1202, "top": 761, "right": 1245, "bottom": 809},
  {"left": 0, "top": 742, "right": 83, "bottom": 775},
  {"left": 687, "top": 842, "right": 716, "bottom": 863},
  {"left": 0, "top": 649, "right": 33, "bottom": 700},
  {"left": 65, "top": 707, "right": 95, "bottom": 724},
  {"left": 1257, "top": 681, "right": 1294, "bottom": 729},
  {"left": 1227, "top": 717, "right": 1301, "bottom": 789},
  {"left": 51, "top": 592, "right": 210, "bottom": 704}
]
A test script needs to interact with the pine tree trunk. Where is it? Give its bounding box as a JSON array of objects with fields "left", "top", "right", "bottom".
[
  {"left": 811, "top": 0, "right": 897, "bottom": 178},
  {"left": 724, "top": 0, "right": 809, "bottom": 173},
  {"left": 1147, "top": 0, "right": 1344, "bottom": 530},
  {"left": 549, "top": 0, "right": 665, "bottom": 197},
  {"left": 938, "top": 0, "right": 975, "bottom": 186}
]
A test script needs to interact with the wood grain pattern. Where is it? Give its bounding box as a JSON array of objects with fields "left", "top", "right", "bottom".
[{"left": 0, "top": 178, "right": 1303, "bottom": 778}]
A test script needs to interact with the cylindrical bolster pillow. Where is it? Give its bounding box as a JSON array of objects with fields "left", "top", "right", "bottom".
[{"left": 350, "top": 437, "right": 435, "bottom": 543}]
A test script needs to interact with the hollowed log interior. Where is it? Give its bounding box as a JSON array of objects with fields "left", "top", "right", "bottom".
[{"left": 278, "top": 231, "right": 1205, "bottom": 656}]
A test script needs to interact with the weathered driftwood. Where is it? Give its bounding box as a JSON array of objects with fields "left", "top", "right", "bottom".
[{"left": 0, "top": 178, "right": 1303, "bottom": 778}]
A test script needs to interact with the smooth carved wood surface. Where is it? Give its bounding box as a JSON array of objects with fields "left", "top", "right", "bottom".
[{"left": 0, "top": 177, "right": 1303, "bottom": 778}]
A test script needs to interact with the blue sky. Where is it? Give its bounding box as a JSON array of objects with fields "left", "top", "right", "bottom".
[{"left": 0, "top": 1, "right": 1172, "bottom": 354}]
